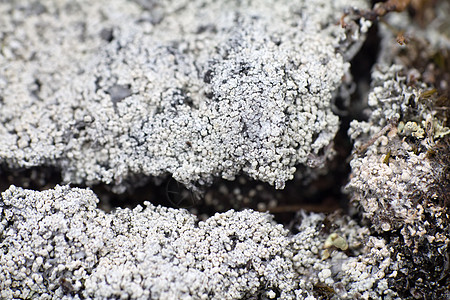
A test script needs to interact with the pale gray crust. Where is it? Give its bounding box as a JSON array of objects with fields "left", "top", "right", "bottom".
[{"left": 0, "top": 0, "right": 368, "bottom": 190}]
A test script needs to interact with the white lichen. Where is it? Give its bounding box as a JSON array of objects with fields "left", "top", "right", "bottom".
[
  {"left": 0, "top": 185, "right": 396, "bottom": 299},
  {"left": 0, "top": 0, "right": 369, "bottom": 191}
]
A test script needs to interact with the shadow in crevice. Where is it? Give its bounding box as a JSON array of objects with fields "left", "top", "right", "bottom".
[
  {"left": 90, "top": 176, "right": 201, "bottom": 213},
  {"left": 348, "top": 20, "right": 380, "bottom": 122},
  {"left": 0, "top": 164, "right": 62, "bottom": 193}
]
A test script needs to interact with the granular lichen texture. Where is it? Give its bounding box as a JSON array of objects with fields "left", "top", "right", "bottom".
[
  {"left": 0, "top": 185, "right": 396, "bottom": 299},
  {"left": 4, "top": 0, "right": 450, "bottom": 299},
  {"left": 0, "top": 0, "right": 368, "bottom": 190}
]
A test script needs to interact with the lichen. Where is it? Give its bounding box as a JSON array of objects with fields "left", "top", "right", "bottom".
[
  {"left": 0, "top": 0, "right": 369, "bottom": 191},
  {"left": 0, "top": 185, "right": 397, "bottom": 299}
]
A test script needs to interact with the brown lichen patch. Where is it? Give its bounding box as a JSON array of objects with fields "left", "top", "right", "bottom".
[
  {"left": 426, "top": 135, "right": 450, "bottom": 207},
  {"left": 387, "top": 192, "right": 450, "bottom": 299}
]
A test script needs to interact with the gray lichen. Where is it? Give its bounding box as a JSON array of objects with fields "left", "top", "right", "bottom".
[
  {"left": 3, "top": 0, "right": 448, "bottom": 299},
  {"left": 347, "top": 64, "right": 450, "bottom": 298},
  {"left": 0, "top": 185, "right": 397, "bottom": 299},
  {"left": 346, "top": 2, "right": 450, "bottom": 295},
  {"left": 0, "top": 0, "right": 369, "bottom": 191}
]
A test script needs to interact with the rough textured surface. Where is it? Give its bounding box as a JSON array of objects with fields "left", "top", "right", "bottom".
[
  {"left": 0, "top": 0, "right": 369, "bottom": 191},
  {"left": 2, "top": 0, "right": 449, "bottom": 299},
  {"left": 347, "top": 66, "right": 450, "bottom": 299},
  {"left": 347, "top": 4, "right": 450, "bottom": 295},
  {"left": 0, "top": 185, "right": 398, "bottom": 299},
  {"left": 348, "top": 64, "right": 445, "bottom": 229},
  {"left": 347, "top": 67, "right": 450, "bottom": 298}
]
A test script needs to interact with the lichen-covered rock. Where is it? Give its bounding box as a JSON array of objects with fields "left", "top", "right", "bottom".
[
  {"left": 347, "top": 28, "right": 450, "bottom": 299},
  {"left": 0, "top": 185, "right": 397, "bottom": 299},
  {"left": 0, "top": 0, "right": 369, "bottom": 191}
]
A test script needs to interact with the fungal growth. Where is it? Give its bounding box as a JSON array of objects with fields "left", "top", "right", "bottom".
[
  {"left": 0, "top": 0, "right": 369, "bottom": 191},
  {"left": 1, "top": 0, "right": 448, "bottom": 299},
  {"left": 346, "top": 0, "right": 450, "bottom": 295},
  {"left": 0, "top": 185, "right": 397, "bottom": 299}
]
